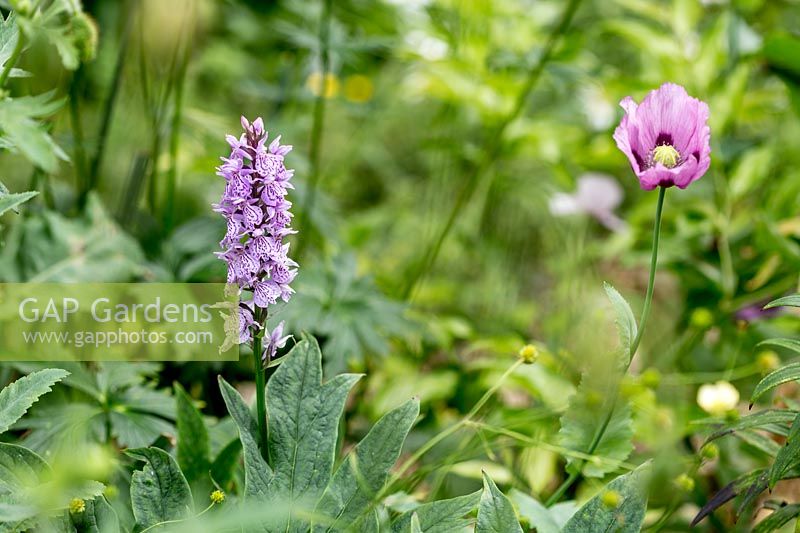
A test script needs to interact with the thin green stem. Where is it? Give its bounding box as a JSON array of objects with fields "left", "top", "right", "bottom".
[
  {"left": 295, "top": 0, "right": 333, "bottom": 258},
  {"left": 252, "top": 325, "right": 268, "bottom": 462},
  {"left": 0, "top": 28, "right": 24, "bottom": 88},
  {"left": 69, "top": 67, "right": 89, "bottom": 203},
  {"left": 138, "top": 502, "right": 216, "bottom": 533},
  {"left": 399, "top": 0, "right": 583, "bottom": 300},
  {"left": 546, "top": 186, "right": 667, "bottom": 506}
]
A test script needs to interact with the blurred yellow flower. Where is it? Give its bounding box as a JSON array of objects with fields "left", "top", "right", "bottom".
[
  {"left": 307, "top": 72, "right": 340, "bottom": 98},
  {"left": 69, "top": 498, "right": 85, "bottom": 514},
  {"left": 344, "top": 75, "right": 374, "bottom": 103},
  {"left": 757, "top": 350, "right": 780, "bottom": 373},
  {"left": 697, "top": 381, "right": 739, "bottom": 416},
  {"left": 211, "top": 489, "right": 225, "bottom": 504},
  {"left": 518, "top": 344, "right": 538, "bottom": 364}
]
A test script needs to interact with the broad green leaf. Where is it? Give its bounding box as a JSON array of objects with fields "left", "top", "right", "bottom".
[
  {"left": 0, "top": 442, "right": 51, "bottom": 492},
  {"left": 558, "top": 374, "right": 633, "bottom": 478},
  {"left": 509, "top": 489, "right": 560, "bottom": 533},
  {"left": 0, "top": 368, "right": 69, "bottom": 434},
  {"left": 391, "top": 491, "right": 480, "bottom": 532},
  {"left": 765, "top": 294, "right": 800, "bottom": 309},
  {"left": 218, "top": 376, "right": 272, "bottom": 500},
  {"left": 751, "top": 364, "right": 800, "bottom": 405},
  {"left": 704, "top": 410, "right": 796, "bottom": 444},
  {"left": 314, "top": 397, "right": 420, "bottom": 532},
  {"left": 210, "top": 438, "right": 241, "bottom": 488},
  {"left": 409, "top": 513, "right": 422, "bottom": 533},
  {"left": 108, "top": 410, "right": 174, "bottom": 449},
  {"left": 175, "top": 383, "right": 211, "bottom": 487},
  {"left": 603, "top": 282, "right": 637, "bottom": 360},
  {"left": 476, "top": 473, "right": 523, "bottom": 533},
  {"left": 0, "top": 502, "right": 37, "bottom": 524},
  {"left": 758, "top": 339, "right": 800, "bottom": 356},
  {"left": 266, "top": 336, "right": 361, "bottom": 532},
  {"left": 126, "top": 447, "right": 193, "bottom": 529},
  {"left": 562, "top": 464, "right": 649, "bottom": 533},
  {"left": 0, "top": 191, "right": 37, "bottom": 217},
  {"left": 752, "top": 503, "right": 800, "bottom": 533},
  {"left": 69, "top": 496, "right": 120, "bottom": 533},
  {"left": 769, "top": 412, "right": 800, "bottom": 490}
]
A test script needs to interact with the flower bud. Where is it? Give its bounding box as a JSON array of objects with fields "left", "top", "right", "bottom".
[
  {"left": 690, "top": 308, "right": 714, "bottom": 329},
  {"left": 518, "top": 344, "right": 539, "bottom": 364},
  {"left": 701, "top": 442, "right": 719, "bottom": 460},
  {"left": 757, "top": 351, "right": 780, "bottom": 373},
  {"left": 70, "top": 12, "right": 99, "bottom": 63},
  {"left": 675, "top": 473, "right": 695, "bottom": 492},
  {"left": 640, "top": 368, "right": 661, "bottom": 389},
  {"left": 69, "top": 498, "right": 85, "bottom": 514},
  {"left": 211, "top": 489, "right": 225, "bottom": 504}
]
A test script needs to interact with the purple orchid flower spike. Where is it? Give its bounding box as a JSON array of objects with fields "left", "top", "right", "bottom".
[
  {"left": 613, "top": 83, "right": 711, "bottom": 190},
  {"left": 262, "top": 321, "right": 291, "bottom": 363}
]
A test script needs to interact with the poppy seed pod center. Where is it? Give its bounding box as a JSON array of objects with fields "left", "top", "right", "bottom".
[{"left": 651, "top": 144, "right": 680, "bottom": 168}]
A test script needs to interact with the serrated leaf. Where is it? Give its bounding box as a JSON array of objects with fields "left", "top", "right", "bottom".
[
  {"left": 0, "top": 368, "right": 69, "bottom": 434},
  {"left": 69, "top": 496, "right": 120, "bottom": 533},
  {"left": 126, "top": 447, "right": 193, "bottom": 529},
  {"left": 314, "top": 397, "right": 420, "bottom": 532},
  {"left": 266, "top": 336, "right": 362, "bottom": 532},
  {"left": 218, "top": 376, "right": 272, "bottom": 500},
  {"left": 509, "top": 490, "right": 560, "bottom": 533},
  {"left": 769, "top": 413, "right": 800, "bottom": 490},
  {"left": 751, "top": 360, "right": 798, "bottom": 403},
  {"left": 558, "top": 374, "right": 633, "bottom": 478},
  {"left": 603, "top": 282, "right": 637, "bottom": 361},
  {"left": 704, "top": 410, "right": 796, "bottom": 444},
  {"left": 391, "top": 491, "right": 480, "bottom": 533},
  {"left": 765, "top": 294, "right": 800, "bottom": 309},
  {"left": 562, "top": 464, "right": 649, "bottom": 533},
  {"left": 175, "top": 383, "right": 210, "bottom": 488},
  {"left": 0, "top": 191, "right": 37, "bottom": 217},
  {"left": 476, "top": 473, "right": 523, "bottom": 533}
]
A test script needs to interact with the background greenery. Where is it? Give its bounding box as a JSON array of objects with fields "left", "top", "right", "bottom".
[{"left": 2, "top": 0, "right": 800, "bottom": 530}]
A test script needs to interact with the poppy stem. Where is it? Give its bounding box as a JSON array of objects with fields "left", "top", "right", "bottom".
[
  {"left": 630, "top": 185, "right": 666, "bottom": 360},
  {"left": 546, "top": 186, "right": 666, "bottom": 506}
]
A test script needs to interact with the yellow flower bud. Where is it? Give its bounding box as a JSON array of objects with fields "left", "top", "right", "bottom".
[
  {"left": 640, "top": 368, "right": 661, "bottom": 389},
  {"left": 601, "top": 490, "right": 622, "bottom": 509},
  {"left": 701, "top": 442, "right": 719, "bottom": 460},
  {"left": 690, "top": 308, "right": 714, "bottom": 329},
  {"left": 210, "top": 489, "right": 225, "bottom": 504},
  {"left": 757, "top": 351, "right": 780, "bottom": 373},
  {"left": 519, "top": 344, "right": 539, "bottom": 364},
  {"left": 69, "top": 498, "right": 85, "bottom": 514},
  {"left": 675, "top": 473, "right": 695, "bottom": 492}
]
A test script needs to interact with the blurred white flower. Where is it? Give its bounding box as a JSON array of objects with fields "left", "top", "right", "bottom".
[
  {"left": 549, "top": 173, "right": 626, "bottom": 231},
  {"left": 581, "top": 86, "right": 615, "bottom": 131},
  {"left": 697, "top": 381, "right": 740, "bottom": 416},
  {"left": 405, "top": 30, "right": 448, "bottom": 61}
]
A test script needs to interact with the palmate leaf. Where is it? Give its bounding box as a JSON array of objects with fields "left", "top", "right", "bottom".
[
  {"left": 391, "top": 491, "right": 480, "bottom": 532},
  {"left": 266, "top": 336, "right": 362, "bottom": 533},
  {"left": 0, "top": 368, "right": 69, "bottom": 434},
  {"left": 562, "top": 464, "right": 649, "bottom": 533},
  {"left": 126, "top": 447, "right": 193, "bottom": 530},
  {"left": 475, "top": 473, "right": 523, "bottom": 533},
  {"left": 218, "top": 376, "right": 272, "bottom": 500},
  {"left": 313, "top": 397, "right": 420, "bottom": 532},
  {"left": 174, "top": 383, "right": 211, "bottom": 488}
]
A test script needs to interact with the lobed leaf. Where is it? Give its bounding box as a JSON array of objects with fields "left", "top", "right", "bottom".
[
  {"left": 475, "top": 472, "right": 523, "bottom": 533},
  {"left": 0, "top": 368, "right": 69, "bottom": 434},
  {"left": 313, "top": 397, "right": 420, "bottom": 532}
]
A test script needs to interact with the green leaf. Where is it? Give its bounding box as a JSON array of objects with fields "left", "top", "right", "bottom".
[
  {"left": 758, "top": 338, "right": 800, "bottom": 356},
  {"left": 0, "top": 368, "right": 69, "bottom": 434},
  {"left": 209, "top": 438, "right": 241, "bottom": 488},
  {"left": 409, "top": 513, "right": 422, "bottom": 533},
  {"left": 0, "top": 12, "right": 20, "bottom": 74},
  {"left": 0, "top": 442, "right": 51, "bottom": 492},
  {"left": 217, "top": 376, "right": 272, "bottom": 500},
  {"left": 752, "top": 503, "right": 800, "bottom": 533},
  {"left": 765, "top": 294, "right": 800, "bottom": 309},
  {"left": 266, "top": 336, "right": 362, "bottom": 532},
  {"left": 126, "top": 447, "right": 193, "bottom": 529},
  {"left": 769, "top": 412, "right": 800, "bottom": 490},
  {"left": 763, "top": 34, "right": 800, "bottom": 81},
  {"left": 704, "top": 410, "right": 797, "bottom": 444},
  {"left": 509, "top": 489, "right": 560, "bottom": 533},
  {"left": 0, "top": 502, "right": 37, "bottom": 524},
  {"left": 0, "top": 93, "right": 67, "bottom": 173},
  {"left": 562, "top": 464, "right": 649, "bottom": 533},
  {"left": 558, "top": 375, "right": 633, "bottom": 478},
  {"left": 314, "top": 397, "right": 420, "bottom": 532},
  {"left": 603, "top": 282, "right": 637, "bottom": 361},
  {"left": 751, "top": 364, "right": 800, "bottom": 405},
  {"left": 174, "top": 383, "right": 210, "bottom": 487},
  {"left": 391, "top": 491, "right": 480, "bottom": 532},
  {"left": 0, "top": 191, "right": 37, "bottom": 217},
  {"left": 108, "top": 410, "right": 174, "bottom": 449},
  {"left": 69, "top": 496, "right": 120, "bottom": 533},
  {"left": 475, "top": 473, "right": 523, "bottom": 533}
]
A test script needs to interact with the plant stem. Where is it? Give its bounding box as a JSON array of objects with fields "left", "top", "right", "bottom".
[
  {"left": 546, "top": 186, "right": 667, "bottom": 506},
  {"left": 252, "top": 328, "right": 268, "bottom": 462},
  {"left": 69, "top": 67, "right": 89, "bottom": 204},
  {"left": 295, "top": 0, "right": 333, "bottom": 258},
  {"left": 0, "top": 28, "right": 24, "bottom": 88},
  {"left": 399, "top": 0, "right": 583, "bottom": 300}
]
